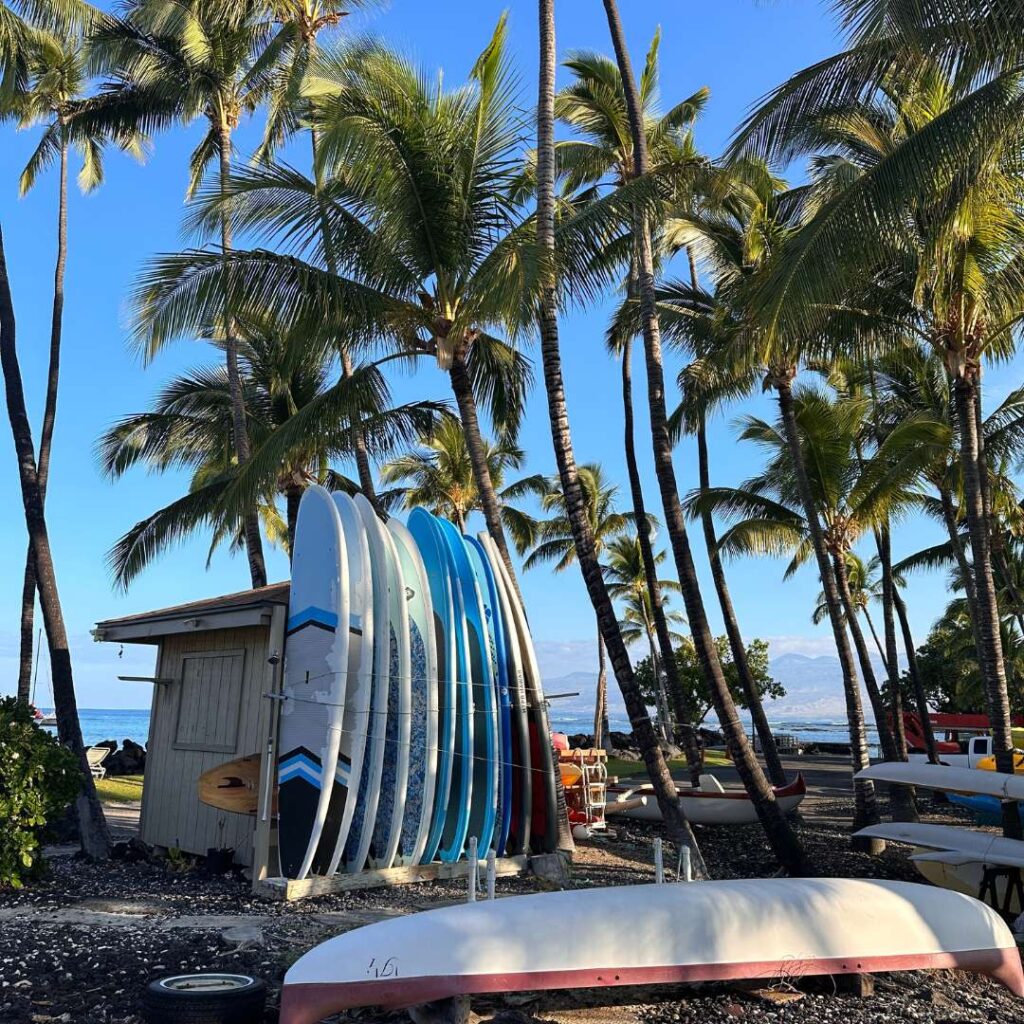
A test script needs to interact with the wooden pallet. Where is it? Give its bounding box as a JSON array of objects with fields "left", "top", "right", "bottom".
[{"left": 254, "top": 855, "right": 529, "bottom": 901}]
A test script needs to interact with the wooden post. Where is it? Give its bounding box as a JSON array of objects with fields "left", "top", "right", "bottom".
[
  {"left": 251, "top": 604, "right": 286, "bottom": 889},
  {"left": 467, "top": 837, "right": 478, "bottom": 902}
]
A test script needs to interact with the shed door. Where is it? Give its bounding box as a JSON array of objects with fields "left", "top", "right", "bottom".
[{"left": 173, "top": 649, "right": 246, "bottom": 753}]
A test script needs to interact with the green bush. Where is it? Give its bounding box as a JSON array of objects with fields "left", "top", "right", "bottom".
[{"left": 0, "top": 698, "right": 81, "bottom": 888}]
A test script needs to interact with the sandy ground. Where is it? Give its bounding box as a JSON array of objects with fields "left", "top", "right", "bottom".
[{"left": 2, "top": 756, "right": 1020, "bottom": 1023}]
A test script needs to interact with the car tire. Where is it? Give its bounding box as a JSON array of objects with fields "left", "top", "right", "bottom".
[{"left": 141, "top": 973, "right": 267, "bottom": 1024}]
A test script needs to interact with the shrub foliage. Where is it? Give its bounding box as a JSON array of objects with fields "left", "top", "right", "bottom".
[{"left": 0, "top": 698, "right": 81, "bottom": 887}]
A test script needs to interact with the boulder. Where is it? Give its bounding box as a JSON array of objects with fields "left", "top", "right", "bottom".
[{"left": 105, "top": 738, "right": 146, "bottom": 776}]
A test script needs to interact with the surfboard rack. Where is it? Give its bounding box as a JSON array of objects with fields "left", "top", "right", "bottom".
[{"left": 254, "top": 854, "right": 529, "bottom": 901}]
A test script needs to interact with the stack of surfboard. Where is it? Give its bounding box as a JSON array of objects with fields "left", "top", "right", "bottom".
[{"left": 276, "top": 486, "right": 559, "bottom": 880}]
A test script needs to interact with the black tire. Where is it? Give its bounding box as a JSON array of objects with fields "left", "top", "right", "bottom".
[{"left": 141, "top": 974, "right": 267, "bottom": 1024}]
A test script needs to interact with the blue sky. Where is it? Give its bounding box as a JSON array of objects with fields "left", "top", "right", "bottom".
[{"left": 2, "top": 0, "right": 1018, "bottom": 709}]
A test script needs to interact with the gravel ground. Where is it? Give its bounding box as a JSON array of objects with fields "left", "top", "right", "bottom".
[{"left": 0, "top": 794, "right": 1019, "bottom": 1024}]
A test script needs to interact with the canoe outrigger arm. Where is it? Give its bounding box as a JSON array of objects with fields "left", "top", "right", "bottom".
[{"left": 279, "top": 879, "right": 1024, "bottom": 1024}]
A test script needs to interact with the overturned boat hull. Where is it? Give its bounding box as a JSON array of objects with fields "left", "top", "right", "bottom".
[
  {"left": 857, "top": 762, "right": 1024, "bottom": 801},
  {"left": 607, "top": 774, "right": 806, "bottom": 825},
  {"left": 279, "top": 879, "right": 1023, "bottom": 1024}
]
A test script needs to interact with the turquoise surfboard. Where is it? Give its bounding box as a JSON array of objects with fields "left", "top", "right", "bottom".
[
  {"left": 439, "top": 518, "right": 496, "bottom": 856},
  {"left": 465, "top": 534, "right": 513, "bottom": 854}
]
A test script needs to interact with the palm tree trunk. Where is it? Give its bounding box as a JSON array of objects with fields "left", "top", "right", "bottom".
[
  {"left": 285, "top": 483, "right": 302, "bottom": 555},
  {"left": 953, "top": 374, "right": 1020, "bottom": 838},
  {"left": 645, "top": 621, "right": 673, "bottom": 744},
  {"left": 773, "top": 372, "right": 880, "bottom": 838},
  {"left": 832, "top": 552, "right": 918, "bottom": 822},
  {"left": 0, "top": 223, "right": 111, "bottom": 859},
  {"left": 862, "top": 606, "right": 888, "bottom": 669},
  {"left": 536, "top": 0, "right": 704, "bottom": 874},
  {"left": 217, "top": 119, "right": 267, "bottom": 589},
  {"left": 876, "top": 526, "right": 909, "bottom": 758},
  {"left": 939, "top": 485, "right": 980, "bottom": 614},
  {"left": 18, "top": 138, "right": 69, "bottom": 703},
  {"left": 594, "top": 624, "right": 607, "bottom": 750},
  {"left": 449, "top": 348, "right": 523, "bottom": 603},
  {"left": 893, "top": 587, "right": 939, "bottom": 762},
  {"left": 601, "top": 1, "right": 806, "bottom": 875},
  {"left": 621, "top": 331, "right": 702, "bottom": 778},
  {"left": 696, "top": 417, "right": 788, "bottom": 786}
]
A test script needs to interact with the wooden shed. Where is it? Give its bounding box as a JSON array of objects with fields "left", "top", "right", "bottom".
[{"left": 93, "top": 583, "right": 289, "bottom": 879}]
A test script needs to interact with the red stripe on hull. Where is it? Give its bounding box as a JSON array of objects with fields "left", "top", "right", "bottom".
[{"left": 280, "top": 948, "right": 1024, "bottom": 1024}]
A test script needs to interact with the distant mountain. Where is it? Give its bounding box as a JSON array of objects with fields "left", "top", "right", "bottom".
[{"left": 541, "top": 652, "right": 890, "bottom": 726}]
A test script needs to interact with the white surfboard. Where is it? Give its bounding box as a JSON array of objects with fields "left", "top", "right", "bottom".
[
  {"left": 854, "top": 821, "right": 1024, "bottom": 867},
  {"left": 324, "top": 492, "right": 375, "bottom": 877},
  {"left": 388, "top": 517, "right": 439, "bottom": 866},
  {"left": 343, "top": 495, "right": 391, "bottom": 872},
  {"left": 366, "top": 502, "right": 412, "bottom": 870},
  {"left": 277, "top": 485, "right": 349, "bottom": 880},
  {"left": 279, "top": 879, "right": 1024, "bottom": 1024},
  {"left": 856, "top": 762, "right": 1024, "bottom": 801}
]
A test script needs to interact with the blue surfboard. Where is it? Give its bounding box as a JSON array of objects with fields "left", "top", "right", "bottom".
[
  {"left": 407, "top": 509, "right": 457, "bottom": 863},
  {"left": 438, "top": 519, "right": 496, "bottom": 856},
  {"left": 465, "top": 535, "right": 513, "bottom": 855}
]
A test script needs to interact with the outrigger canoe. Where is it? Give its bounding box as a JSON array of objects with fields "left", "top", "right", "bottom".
[
  {"left": 279, "top": 879, "right": 1023, "bottom": 1024},
  {"left": 606, "top": 773, "right": 806, "bottom": 825},
  {"left": 856, "top": 762, "right": 1024, "bottom": 801}
]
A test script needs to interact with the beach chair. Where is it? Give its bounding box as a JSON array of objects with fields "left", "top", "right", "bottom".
[{"left": 86, "top": 746, "right": 110, "bottom": 779}]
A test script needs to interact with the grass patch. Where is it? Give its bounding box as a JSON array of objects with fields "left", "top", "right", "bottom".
[
  {"left": 95, "top": 774, "right": 144, "bottom": 804},
  {"left": 606, "top": 749, "right": 731, "bottom": 781}
]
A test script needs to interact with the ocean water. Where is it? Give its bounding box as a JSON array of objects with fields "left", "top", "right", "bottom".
[{"left": 53, "top": 708, "right": 879, "bottom": 752}]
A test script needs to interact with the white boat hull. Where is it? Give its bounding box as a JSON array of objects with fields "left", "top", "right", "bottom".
[
  {"left": 279, "top": 879, "right": 1023, "bottom": 1024},
  {"left": 854, "top": 821, "right": 1024, "bottom": 868},
  {"left": 857, "top": 762, "right": 1024, "bottom": 801},
  {"left": 608, "top": 775, "right": 806, "bottom": 825}
]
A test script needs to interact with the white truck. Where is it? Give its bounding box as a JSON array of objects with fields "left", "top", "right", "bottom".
[{"left": 908, "top": 733, "right": 994, "bottom": 769}]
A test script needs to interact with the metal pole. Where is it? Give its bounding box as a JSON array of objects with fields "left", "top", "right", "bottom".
[
  {"left": 467, "top": 837, "right": 478, "bottom": 902},
  {"left": 654, "top": 837, "right": 664, "bottom": 884},
  {"left": 486, "top": 849, "right": 496, "bottom": 900},
  {"left": 680, "top": 846, "right": 692, "bottom": 882}
]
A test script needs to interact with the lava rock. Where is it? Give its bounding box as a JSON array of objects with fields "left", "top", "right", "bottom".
[{"left": 105, "top": 738, "right": 146, "bottom": 776}]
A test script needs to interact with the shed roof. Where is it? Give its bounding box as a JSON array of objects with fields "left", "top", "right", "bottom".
[{"left": 93, "top": 582, "right": 290, "bottom": 644}]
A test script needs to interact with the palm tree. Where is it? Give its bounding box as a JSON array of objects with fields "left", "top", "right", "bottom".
[
  {"left": 379, "top": 418, "right": 541, "bottom": 551},
  {"left": 692, "top": 386, "right": 949, "bottom": 820},
  {"left": 130, "top": 20, "right": 534, "bottom": 599},
  {"left": 98, "top": 313, "right": 441, "bottom": 585},
  {"left": 603, "top": 532, "right": 684, "bottom": 746},
  {"left": 525, "top": 465, "right": 634, "bottom": 750},
  {"left": 732, "top": 34, "right": 1024, "bottom": 824},
  {"left": 0, "top": 226, "right": 110, "bottom": 858},
  {"left": 812, "top": 554, "right": 887, "bottom": 665},
  {"left": 7, "top": 26, "right": 140, "bottom": 702},
  {"left": 597, "top": 0, "right": 808, "bottom": 875},
  {"left": 555, "top": 34, "right": 708, "bottom": 765},
  {"left": 534, "top": 0, "right": 709, "bottom": 871},
  {"left": 86, "top": 0, "right": 290, "bottom": 588},
  {"left": 674, "top": 355, "right": 789, "bottom": 786}
]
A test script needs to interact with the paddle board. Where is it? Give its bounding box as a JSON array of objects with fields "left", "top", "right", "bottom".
[
  {"left": 433, "top": 517, "right": 474, "bottom": 862},
  {"left": 439, "top": 519, "right": 497, "bottom": 854},
  {"left": 280, "top": 878, "right": 1024, "bottom": 1024},
  {"left": 479, "top": 532, "right": 531, "bottom": 856},
  {"left": 466, "top": 534, "right": 513, "bottom": 855},
  {"left": 277, "top": 485, "right": 349, "bottom": 880},
  {"left": 322, "top": 492, "right": 374, "bottom": 876},
  {"left": 407, "top": 509, "right": 457, "bottom": 864},
  {"left": 947, "top": 791, "right": 1022, "bottom": 827},
  {"left": 341, "top": 495, "right": 392, "bottom": 872},
  {"left": 388, "top": 517, "right": 439, "bottom": 865},
  {"left": 479, "top": 534, "right": 557, "bottom": 854},
  {"left": 364, "top": 500, "right": 412, "bottom": 870},
  {"left": 198, "top": 754, "right": 270, "bottom": 815}
]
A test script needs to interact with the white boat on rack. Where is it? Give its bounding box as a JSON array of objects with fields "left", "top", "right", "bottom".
[
  {"left": 856, "top": 762, "right": 1024, "bottom": 801},
  {"left": 279, "top": 878, "right": 1023, "bottom": 1024},
  {"left": 606, "top": 773, "right": 806, "bottom": 825},
  {"left": 853, "top": 821, "right": 1024, "bottom": 867}
]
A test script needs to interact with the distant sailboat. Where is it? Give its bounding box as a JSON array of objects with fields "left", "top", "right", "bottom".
[{"left": 30, "top": 629, "right": 57, "bottom": 727}]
